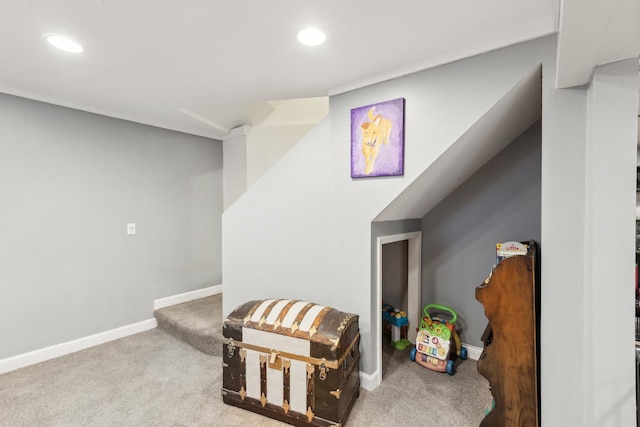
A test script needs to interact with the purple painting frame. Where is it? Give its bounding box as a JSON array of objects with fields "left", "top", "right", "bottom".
[{"left": 350, "top": 97, "right": 405, "bottom": 178}]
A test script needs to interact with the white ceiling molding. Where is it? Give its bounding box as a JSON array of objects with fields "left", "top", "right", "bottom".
[{"left": 556, "top": 0, "right": 640, "bottom": 88}]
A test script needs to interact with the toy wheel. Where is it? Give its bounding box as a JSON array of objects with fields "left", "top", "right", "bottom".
[
  {"left": 446, "top": 359, "right": 455, "bottom": 375},
  {"left": 460, "top": 346, "right": 468, "bottom": 360},
  {"left": 410, "top": 347, "right": 417, "bottom": 362}
]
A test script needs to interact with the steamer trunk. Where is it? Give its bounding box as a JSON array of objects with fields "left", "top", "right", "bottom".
[{"left": 222, "top": 299, "right": 360, "bottom": 426}]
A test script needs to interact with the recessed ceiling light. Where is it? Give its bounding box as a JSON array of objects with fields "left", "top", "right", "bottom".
[
  {"left": 297, "top": 28, "right": 326, "bottom": 47},
  {"left": 44, "top": 33, "right": 83, "bottom": 53}
]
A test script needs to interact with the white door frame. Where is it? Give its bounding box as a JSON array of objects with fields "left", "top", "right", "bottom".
[{"left": 372, "top": 231, "right": 422, "bottom": 389}]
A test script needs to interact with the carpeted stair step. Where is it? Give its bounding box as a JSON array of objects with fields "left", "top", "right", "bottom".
[{"left": 154, "top": 294, "right": 223, "bottom": 357}]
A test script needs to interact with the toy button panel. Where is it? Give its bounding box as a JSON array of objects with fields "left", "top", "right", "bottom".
[{"left": 416, "top": 329, "right": 451, "bottom": 361}]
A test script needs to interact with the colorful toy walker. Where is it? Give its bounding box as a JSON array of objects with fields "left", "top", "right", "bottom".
[{"left": 410, "top": 304, "right": 467, "bottom": 375}]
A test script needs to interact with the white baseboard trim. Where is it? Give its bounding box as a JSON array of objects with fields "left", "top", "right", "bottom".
[
  {"left": 462, "top": 343, "right": 483, "bottom": 361},
  {"left": 359, "top": 369, "right": 380, "bottom": 391},
  {"left": 0, "top": 318, "right": 157, "bottom": 375},
  {"left": 154, "top": 284, "right": 222, "bottom": 310}
]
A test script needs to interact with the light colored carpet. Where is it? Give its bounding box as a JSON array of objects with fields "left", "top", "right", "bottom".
[
  {"left": 0, "top": 329, "right": 491, "bottom": 426},
  {"left": 154, "top": 294, "right": 223, "bottom": 357}
]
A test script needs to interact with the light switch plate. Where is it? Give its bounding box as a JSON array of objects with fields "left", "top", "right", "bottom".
[{"left": 127, "top": 223, "right": 136, "bottom": 235}]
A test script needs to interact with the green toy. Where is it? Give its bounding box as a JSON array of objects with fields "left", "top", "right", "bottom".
[{"left": 410, "top": 304, "right": 467, "bottom": 375}]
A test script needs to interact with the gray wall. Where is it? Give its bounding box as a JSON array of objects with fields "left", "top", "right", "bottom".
[
  {"left": 381, "top": 240, "right": 408, "bottom": 311},
  {"left": 0, "top": 93, "right": 223, "bottom": 359},
  {"left": 371, "top": 220, "right": 422, "bottom": 244},
  {"left": 223, "top": 35, "right": 638, "bottom": 424},
  {"left": 421, "top": 121, "right": 541, "bottom": 347},
  {"left": 580, "top": 60, "right": 637, "bottom": 426},
  {"left": 225, "top": 35, "right": 553, "bottom": 376}
]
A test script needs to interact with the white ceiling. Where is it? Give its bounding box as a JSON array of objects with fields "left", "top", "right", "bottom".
[{"left": 0, "top": 1, "right": 637, "bottom": 140}]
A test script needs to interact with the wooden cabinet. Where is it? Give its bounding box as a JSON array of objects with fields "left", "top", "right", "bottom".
[{"left": 475, "top": 241, "right": 540, "bottom": 427}]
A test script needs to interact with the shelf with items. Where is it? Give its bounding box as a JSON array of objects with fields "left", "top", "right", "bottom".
[{"left": 381, "top": 303, "right": 412, "bottom": 350}]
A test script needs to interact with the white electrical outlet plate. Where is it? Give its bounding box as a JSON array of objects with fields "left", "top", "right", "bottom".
[{"left": 127, "top": 223, "right": 136, "bottom": 235}]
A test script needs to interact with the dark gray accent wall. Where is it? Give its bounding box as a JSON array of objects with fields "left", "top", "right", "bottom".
[
  {"left": 0, "top": 93, "right": 223, "bottom": 359},
  {"left": 371, "top": 220, "right": 422, "bottom": 244},
  {"left": 381, "top": 240, "right": 408, "bottom": 310},
  {"left": 421, "top": 120, "right": 541, "bottom": 347}
]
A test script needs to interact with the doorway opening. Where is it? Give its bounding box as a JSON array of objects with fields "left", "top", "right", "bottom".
[{"left": 374, "top": 231, "right": 421, "bottom": 387}]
